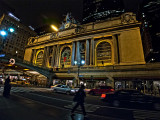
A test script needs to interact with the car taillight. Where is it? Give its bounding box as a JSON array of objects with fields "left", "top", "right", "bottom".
[
  {"left": 111, "top": 89, "right": 114, "bottom": 91},
  {"left": 101, "top": 94, "right": 106, "bottom": 98}
]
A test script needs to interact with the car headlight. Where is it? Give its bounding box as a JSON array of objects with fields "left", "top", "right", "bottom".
[{"left": 71, "top": 90, "right": 75, "bottom": 92}]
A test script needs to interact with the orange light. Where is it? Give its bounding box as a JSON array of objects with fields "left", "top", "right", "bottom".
[
  {"left": 111, "top": 89, "right": 114, "bottom": 91},
  {"left": 101, "top": 94, "right": 106, "bottom": 98},
  {"left": 51, "top": 25, "right": 58, "bottom": 32}
]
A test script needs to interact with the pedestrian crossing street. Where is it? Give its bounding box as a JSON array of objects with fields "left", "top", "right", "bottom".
[
  {"left": 0, "top": 86, "right": 50, "bottom": 93},
  {"left": 133, "top": 110, "right": 160, "bottom": 120},
  {"left": 64, "top": 103, "right": 100, "bottom": 112}
]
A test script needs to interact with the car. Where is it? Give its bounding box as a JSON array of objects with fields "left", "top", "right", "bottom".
[
  {"left": 51, "top": 84, "right": 62, "bottom": 90},
  {"left": 16, "top": 79, "right": 25, "bottom": 85},
  {"left": 53, "top": 85, "right": 71, "bottom": 95},
  {"left": 70, "top": 87, "right": 80, "bottom": 95},
  {"left": 101, "top": 89, "right": 160, "bottom": 110},
  {"left": 10, "top": 79, "right": 17, "bottom": 85},
  {"left": 24, "top": 81, "right": 30, "bottom": 85},
  {"left": 88, "top": 86, "right": 114, "bottom": 95}
]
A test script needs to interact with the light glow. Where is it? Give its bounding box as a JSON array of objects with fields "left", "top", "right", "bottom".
[
  {"left": 81, "top": 60, "right": 85, "bottom": 65},
  {"left": 23, "top": 69, "right": 29, "bottom": 71},
  {"left": 9, "top": 28, "right": 14, "bottom": 32},
  {"left": 101, "top": 94, "right": 106, "bottom": 98},
  {"left": 51, "top": 25, "right": 58, "bottom": 32},
  {"left": 0, "top": 30, "right": 7, "bottom": 36}
]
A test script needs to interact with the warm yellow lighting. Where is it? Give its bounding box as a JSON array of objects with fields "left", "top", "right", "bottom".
[
  {"left": 7, "top": 64, "right": 12, "bottom": 66},
  {"left": 23, "top": 69, "right": 29, "bottom": 71},
  {"left": 51, "top": 25, "right": 58, "bottom": 32}
]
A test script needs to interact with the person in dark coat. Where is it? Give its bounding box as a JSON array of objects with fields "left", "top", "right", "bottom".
[
  {"left": 71, "top": 84, "right": 86, "bottom": 116},
  {"left": 3, "top": 77, "right": 11, "bottom": 98}
]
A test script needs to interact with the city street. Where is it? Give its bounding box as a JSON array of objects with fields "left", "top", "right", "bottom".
[{"left": 0, "top": 86, "right": 160, "bottom": 120}]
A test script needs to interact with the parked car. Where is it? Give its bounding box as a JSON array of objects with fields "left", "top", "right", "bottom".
[
  {"left": 53, "top": 85, "right": 71, "bottom": 95},
  {"left": 88, "top": 86, "right": 114, "bottom": 95},
  {"left": 101, "top": 89, "right": 160, "bottom": 110}
]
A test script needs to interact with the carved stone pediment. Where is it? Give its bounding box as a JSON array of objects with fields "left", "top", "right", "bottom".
[{"left": 121, "top": 12, "right": 136, "bottom": 24}]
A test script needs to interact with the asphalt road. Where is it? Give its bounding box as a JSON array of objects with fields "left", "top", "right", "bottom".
[{"left": 0, "top": 87, "right": 160, "bottom": 120}]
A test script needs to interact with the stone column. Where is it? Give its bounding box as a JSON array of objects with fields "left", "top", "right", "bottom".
[
  {"left": 76, "top": 41, "right": 81, "bottom": 65},
  {"left": 76, "top": 41, "right": 81, "bottom": 86},
  {"left": 113, "top": 34, "right": 120, "bottom": 64},
  {"left": 90, "top": 38, "right": 94, "bottom": 65},
  {"left": 92, "top": 39, "right": 95, "bottom": 65},
  {"left": 85, "top": 39, "right": 90, "bottom": 65},
  {"left": 42, "top": 47, "right": 47, "bottom": 67},
  {"left": 45, "top": 46, "right": 50, "bottom": 67},
  {"left": 31, "top": 49, "right": 37, "bottom": 64},
  {"left": 51, "top": 46, "right": 56, "bottom": 67},
  {"left": 55, "top": 45, "right": 60, "bottom": 68},
  {"left": 71, "top": 42, "right": 76, "bottom": 66}
]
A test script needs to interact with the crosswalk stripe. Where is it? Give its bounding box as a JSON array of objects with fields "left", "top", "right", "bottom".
[
  {"left": 133, "top": 110, "right": 160, "bottom": 120},
  {"left": 0, "top": 87, "right": 49, "bottom": 93},
  {"left": 64, "top": 103, "right": 100, "bottom": 112}
]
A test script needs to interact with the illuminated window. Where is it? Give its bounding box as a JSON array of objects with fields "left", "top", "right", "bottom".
[
  {"left": 96, "top": 42, "right": 112, "bottom": 66},
  {"left": 61, "top": 47, "right": 71, "bottom": 68},
  {"left": 36, "top": 51, "right": 44, "bottom": 66}
]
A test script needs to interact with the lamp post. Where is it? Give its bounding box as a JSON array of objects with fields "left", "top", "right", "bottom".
[{"left": 74, "top": 60, "right": 85, "bottom": 86}]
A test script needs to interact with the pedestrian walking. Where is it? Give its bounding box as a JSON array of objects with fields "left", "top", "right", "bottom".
[
  {"left": 71, "top": 84, "right": 86, "bottom": 116},
  {"left": 3, "top": 76, "right": 11, "bottom": 98}
]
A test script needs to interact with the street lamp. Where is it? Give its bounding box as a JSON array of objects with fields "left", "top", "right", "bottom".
[
  {"left": 0, "top": 30, "right": 7, "bottom": 36},
  {"left": 74, "top": 60, "right": 85, "bottom": 86},
  {"left": 0, "top": 28, "right": 15, "bottom": 53}
]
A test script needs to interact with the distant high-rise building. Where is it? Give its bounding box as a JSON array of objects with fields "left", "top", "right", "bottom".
[
  {"left": 0, "top": 13, "right": 37, "bottom": 59},
  {"left": 140, "top": 0, "right": 160, "bottom": 62},
  {"left": 82, "top": 0, "right": 125, "bottom": 23}
]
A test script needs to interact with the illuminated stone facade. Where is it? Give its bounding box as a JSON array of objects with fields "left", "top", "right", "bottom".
[{"left": 24, "top": 13, "right": 145, "bottom": 88}]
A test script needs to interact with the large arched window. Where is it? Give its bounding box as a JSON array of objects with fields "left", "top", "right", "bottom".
[
  {"left": 61, "top": 47, "right": 71, "bottom": 68},
  {"left": 96, "top": 41, "right": 112, "bottom": 66},
  {"left": 36, "top": 51, "right": 44, "bottom": 66}
]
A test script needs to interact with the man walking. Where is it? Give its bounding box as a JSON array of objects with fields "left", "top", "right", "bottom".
[{"left": 71, "top": 84, "right": 86, "bottom": 116}]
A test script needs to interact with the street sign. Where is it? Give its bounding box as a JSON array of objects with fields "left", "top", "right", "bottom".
[{"left": 0, "top": 54, "right": 5, "bottom": 57}]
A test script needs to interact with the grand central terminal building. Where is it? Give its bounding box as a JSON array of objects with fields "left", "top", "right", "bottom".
[{"left": 24, "top": 13, "right": 160, "bottom": 91}]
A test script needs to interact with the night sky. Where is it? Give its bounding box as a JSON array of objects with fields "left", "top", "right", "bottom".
[
  {"left": 4, "top": 0, "right": 143, "bottom": 28},
  {"left": 4, "top": 0, "right": 83, "bottom": 28}
]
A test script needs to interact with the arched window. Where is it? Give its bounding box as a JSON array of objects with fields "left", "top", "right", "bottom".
[
  {"left": 96, "top": 42, "right": 112, "bottom": 66},
  {"left": 61, "top": 47, "right": 71, "bottom": 68},
  {"left": 36, "top": 51, "right": 43, "bottom": 66}
]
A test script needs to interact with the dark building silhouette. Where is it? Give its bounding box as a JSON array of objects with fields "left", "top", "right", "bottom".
[
  {"left": 140, "top": 0, "right": 160, "bottom": 62},
  {"left": 82, "top": 0, "right": 125, "bottom": 23}
]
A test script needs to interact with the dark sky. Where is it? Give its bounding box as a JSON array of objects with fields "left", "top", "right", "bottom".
[
  {"left": 4, "top": 0, "right": 83, "bottom": 28},
  {"left": 4, "top": 0, "right": 143, "bottom": 29}
]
